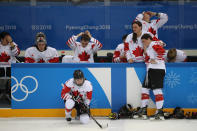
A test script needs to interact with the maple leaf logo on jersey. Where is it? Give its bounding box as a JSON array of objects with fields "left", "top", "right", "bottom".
[
  {"left": 132, "top": 46, "right": 144, "bottom": 57},
  {"left": 78, "top": 51, "right": 90, "bottom": 61},
  {"left": 148, "top": 27, "right": 156, "bottom": 36},
  {"left": 0, "top": 52, "right": 10, "bottom": 62}
]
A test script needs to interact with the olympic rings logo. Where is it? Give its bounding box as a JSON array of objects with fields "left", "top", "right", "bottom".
[{"left": 11, "top": 76, "right": 38, "bottom": 102}]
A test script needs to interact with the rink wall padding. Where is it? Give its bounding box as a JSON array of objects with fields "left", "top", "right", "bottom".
[{"left": 2, "top": 63, "right": 197, "bottom": 117}]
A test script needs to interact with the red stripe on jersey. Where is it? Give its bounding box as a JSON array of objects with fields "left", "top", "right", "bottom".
[
  {"left": 152, "top": 36, "right": 160, "bottom": 41},
  {"left": 113, "top": 51, "right": 121, "bottom": 58},
  {"left": 156, "top": 19, "right": 160, "bottom": 24},
  {"left": 65, "top": 108, "right": 72, "bottom": 112},
  {"left": 124, "top": 42, "right": 129, "bottom": 51},
  {"left": 16, "top": 46, "right": 20, "bottom": 55},
  {"left": 91, "top": 44, "right": 95, "bottom": 49},
  {"left": 145, "top": 54, "right": 150, "bottom": 63},
  {"left": 61, "top": 84, "right": 71, "bottom": 99},
  {"left": 141, "top": 93, "right": 149, "bottom": 100},
  {"left": 155, "top": 94, "right": 164, "bottom": 102},
  {"left": 48, "top": 57, "right": 59, "bottom": 63},
  {"left": 87, "top": 91, "right": 92, "bottom": 100},
  {"left": 152, "top": 44, "right": 165, "bottom": 59},
  {"left": 112, "top": 51, "right": 120, "bottom": 62},
  {"left": 25, "top": 57, "right": 35, "bottom": 63}
]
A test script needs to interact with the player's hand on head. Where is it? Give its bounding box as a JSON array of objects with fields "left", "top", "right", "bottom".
[
  {"left": 85, "top": 30, "right": 92, "bottom": 38},
  {"left": 146, "top": 11, "right": 156, "bottom": 17},
  {"left": 77, "top": 32, "right": 84, "bottom": 37}
]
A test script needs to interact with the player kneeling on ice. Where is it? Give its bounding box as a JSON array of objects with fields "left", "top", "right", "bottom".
[
  {"left": 134, "top": 33, "right": 166, "bottom": 120},
  {"left": 61, "top": 70, "right": 92, "bottom": 124}
]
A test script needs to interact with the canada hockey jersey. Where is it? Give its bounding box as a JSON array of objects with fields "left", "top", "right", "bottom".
[
  {"left": 113, "top": 43, "right": 127, "bottom": 63},
  {"left": 0, "top": 42, "right": 20, "bottom": 66},
  {"left": 61, "top": 78, "right": 93, "bottom": 106},
  {"left": 66, "top": 35, "right": 102, "bottom": 63},
  {"left": 144, "top": 41, "right": 166, "bottom": 70},
  {"left": 25, "top": 46, "right": 59, "bottom": 63},
  {"left": 135, "top": 13, "right": 168, "bottom": 39}
]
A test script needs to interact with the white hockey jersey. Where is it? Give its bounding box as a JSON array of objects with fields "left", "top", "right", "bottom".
[
  {"left": 0, "top": 42, "right": 20, "bottom": 66},
  {"left": 164, "top": 49, "right": 187, "bottom": 62},
  {"left": 61, "top": 78, "right": 93, "bottom": 106},
  {"left": 66, "top": 35, "right": 102, "bottom": 63},
  {"left": 25, "top": 46, "right": 59, "bottom": 63},
  {"left": 135, "top": 13, "right": 168, "bottom": 39},
  {"left": 144, "top": 41, "right": 166, "bottom": 70},
  {"left": 124, "top": 32, "right": 147, "bottom": 62},
  {"left": 113, "top": 43, "right": 127, "bottom": 63}
]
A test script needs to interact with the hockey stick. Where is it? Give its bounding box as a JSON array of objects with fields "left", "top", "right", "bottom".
[
  {"left": 61, "top": 83, "right": 108, "bottom": 129},
  {"left": 89, "top": 113, "right": 108, "bottom": 129}
]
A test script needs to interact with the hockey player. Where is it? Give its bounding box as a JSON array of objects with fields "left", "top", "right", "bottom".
[
  {"left": 0, "top": 31, "right": 20, "bottom": 65},
  {"left": 135, "top": 11, "right": 168, "bottom": 39},
  {"left": 136, "top": 33, "right": 166, "bottom": 120},
  {"left": 25, "top": 32, "right": 59, "bottom": 63},
  {"left": 165, "top": 48, "right": 187, "bottom": 62},
  {"left": 112, "top": 34, "right": 128, "bottom": 63},
  {"left": 0, "top": 31, "right": 20, "bottom": 101},
  {"left": 62, "top": 30, "right": 102, "bottom": 63},
  {"left": 124, "top": 21, "right": 148, "bottom": 63},
  {"left": 61, "top": 70, "right": 93, "bottom": 124}
]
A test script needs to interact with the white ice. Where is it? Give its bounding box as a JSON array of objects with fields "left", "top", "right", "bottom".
[{"left": 0, "top": 117, "right": 197, "bottom": 131}]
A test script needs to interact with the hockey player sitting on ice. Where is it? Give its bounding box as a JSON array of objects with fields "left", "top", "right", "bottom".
[
  {"left": 61, "top": 70, "right": 92, "bottom": 124},
  {"left": 135, "top": 11, "right": 168, "bottom": 40},
  {"left": 25, "top": 32, "right": 59, "bottom": 63},
  {"left": 62, "top": 30, "right": 102, "bottom": 63},
  {"left": 164, "top": 48, "right": 187, "bottom": 62},
  {"left": 134, "top": 33, "right": 166, "bottom": 120},
  {"left": 112, "top": 34, "right": 128, "bottom": 63}
]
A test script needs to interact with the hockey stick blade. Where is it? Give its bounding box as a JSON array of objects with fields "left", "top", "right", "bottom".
[{"left": 90, "top": 115, "right": 108, "bottom": 129}]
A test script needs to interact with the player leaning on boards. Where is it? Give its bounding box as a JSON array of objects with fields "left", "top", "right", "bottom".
[
  {"left": 62, "top": 30, "right": 102, "bottom": 63},
  {"left": 112, "top": 34, "right": 128, "bottom": 63},
  {"left": 134, "top": 33, "right": 166, "bottom": 120},
  {"left": 124, "top": 21, "right": 147, "bottom": 63},
  {"left": 165, "top": 48, "right": 187, "bottom": 62},
  {"left": 61, "top": 70, "right": 93, "bottom": 124},
  {"left": 135, "top": 11, "right": 168, "bottom": 40},
  {"left": 25, "top": 32, "right": 59, "bottom": 63}
]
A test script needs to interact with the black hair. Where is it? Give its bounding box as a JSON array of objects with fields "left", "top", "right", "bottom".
[
  {"left": 141, "top": 33, "right": 153, "bottom": 40},
  {"left": 81, "top": 34, "right": 90, "bottom": 41},
  {"left": 0, "top": 31, "right": 10, "bottom": 40},
  {"left": 132, "top": 21, "right": 142, "bottom": 43},
  {"left": 122, "top": 34, "right": 128, "bottom": 41}
]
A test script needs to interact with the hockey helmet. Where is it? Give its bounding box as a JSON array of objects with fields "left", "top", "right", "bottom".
[
  {"left": 36, "top": 32, "right": 47, "bottom": 44},
  {"left": 73, "top": 70, "right": 85, "bottom": 86}
]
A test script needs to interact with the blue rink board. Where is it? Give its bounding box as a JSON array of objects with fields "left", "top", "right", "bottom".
[{"left": 11, "top": 63, "right": 197, "bottom": 112}]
